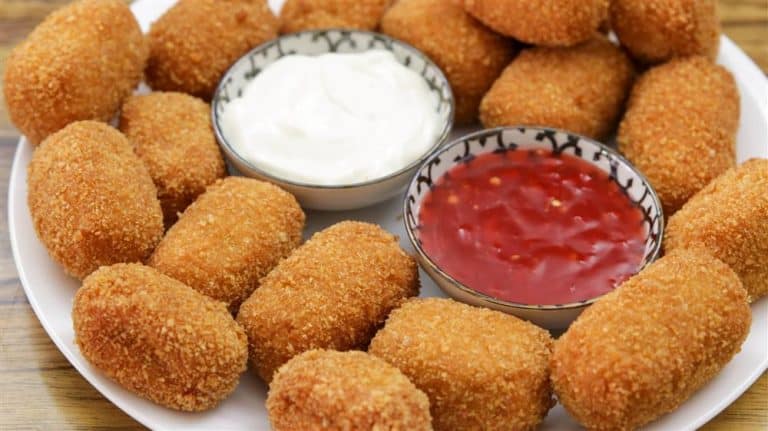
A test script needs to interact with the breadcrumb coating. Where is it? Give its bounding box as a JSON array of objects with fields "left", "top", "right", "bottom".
[
  {"left": 267, "top": 350, "right": 432, "bottom": 430},
  {"left": 149, "top": 177, "right": 305, "bottom": 311},
  {"left": 380, "top": 0, "right": 514, "bottom": 125},
  {"left": 119, "top": 92, "right": 226, "bottom": 226},
  {"left": 237, "top": 221, "right": 419, "bottom": 382},
  {"left": 146, "top": 0, "right": 278, "bottom": 99},
  {"left": 617, "top": 56, "right": 739, "bottom": 215},
  {"left": 666, "top": 159, "right": 768, "bottom": 302},
  {"left": 611, "top": 0, "right": 720, "bottom": 64},
  {"left": 27, "top": 121, "right": 163, "bottom": 279},
  {"left": 551, "top": 249, "right": 750, "bottom": 430},
  {"left": 369, "top": 298, "right": 554, "bottom": 431},
  {"left": 480, "top": 37, "right": 634, "bottom": 140},
  {"left": 73, "top": 263, "right": 248, "bottom": 412},
  {"left": 3, "top": 0, "right": 147, "bottom": 145},
  {"left": 280, "top": 0, "right": 391, "bottom": 33},
  {"left": 462, "top": 0, "right": 608, "bottom": 47}
]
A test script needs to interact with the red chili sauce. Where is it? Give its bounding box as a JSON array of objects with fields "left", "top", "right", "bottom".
[{"left": 418, "top": 149, "right": 646, "bottom": 305}]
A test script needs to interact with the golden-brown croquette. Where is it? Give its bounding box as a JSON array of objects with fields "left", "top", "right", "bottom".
[
  {"left": 369, "top": 298, "right": 553, "bottom": 431},
  {"left": 462, "top": 0, "right": 608, "bottom": 47},
  {"left": 237, "top": 221, "right": 419, "bottom": 382},
  {"left": 119, "top": 92, "right": 227, "bottom": 226},
  {"left": 27, "top": 121, "right": 163, "bottom": 279},
  {"left": 480, "top": 37, "right": 634, "bottom": 140},
  {"left": 279, "top": 0, "right": 391, "bottom": 33},
  {"left": 551, "top": 249, "right": 750, "bottom": 430},
  {"left": 146, "top": 0, "right": 278, "bottom": 99},
  {"left": 149, "top": 177, "right": 304, "bottom": 311},
  {"left": 617, "top": 56, "right": 739, "bottom": 215},
  {"left": 267, "top": 350, "right": 432, "bottom": 431},
  {"left": 3, "top": 0, "right": 147, "bottom": 145},
  {"left": 380, "top": 0, "right": 514, "bottom": 125},
  {"left": 666, "top": 159, "right": 768, "bottom": 302},
  {"left": 611, "top": 0, "right": 720, "bottom": 64},
  {"left": 73, "top": 263, "right": 248, "bottom": 412}
]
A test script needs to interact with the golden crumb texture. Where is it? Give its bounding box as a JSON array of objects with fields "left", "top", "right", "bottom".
[{"left": 280, "top": 0, "right": 391, "bottom": 33}]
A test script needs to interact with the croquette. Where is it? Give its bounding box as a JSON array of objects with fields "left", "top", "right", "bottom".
[
  {"left": 380, "top": 0, "right": 514, "bottom": 125},
  {"left": 369, "top": 298, "right": 554, "bottom": 431},
  {"left": 146, "top": 0, "right": 278, "bottom": 100},
  {"left": 3, "top": 0, "right": 147, "bottom": 145},
  {"left": 27, "top": 121, "right": 163, "bottom": 279},
  {"left": 119, "top": 92, "right": 227, "bottom": 226},
  {"left": 462, "top": 0, "right": 608, "bottom": 47},
  {"left": 73, "top": 263, "right": 248, "bottom": 412},
  {"left": 479, "top": 37, "right": 634, "bottom": 140},
  {"left": 611, "top": 0, "right": 720, "bottom": 64},
  {"left": 237, "top": 221, "right": 419, "bottom": 382},
  {"left": 666, "top": 159, "right": 768, "bottom": 302},
  {"left": 149, "top": 177, "right": 304, "bottom": 311},
  {"left": 617, "top": 56, "right": 739, "bottom": 215},
  {"left": 551, "top": 249, "right": 751, "bottom": 430},
  {"left": 267, "top": 350, "right": 432, "bottom": 430},
  {"left": 280, "top": 0, "right": 391, "bottom": 33}
]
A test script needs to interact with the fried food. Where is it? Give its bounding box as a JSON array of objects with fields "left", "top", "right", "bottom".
[
  {"left": 27, "top": 121, "right": 163, "bottom": 279},
  {"left": 3, "top": 0, "right": 147, "bottom": 145},
  {"left": 479, "top": 37, "right": 634, "bottom": 140},
  {"left": 666, "top": 159, "right": 768, "bottom": 302},
  {"left": 551, "top": 249, "right": 751, "bottom": 430},
  {"left": 267, "top": 349, "right": 432, "bottom": 430},
  {"left": 73, "top": 263, "right": 248, "bottom": 411},
  {"left": 611, "top": 0, "right": 720, "bottom": 64},
  {"left": 279, "top": 0, "right": 390, "bottom": 33},
  {"left": 617, "top": 56, "right": 739, "bottom": 215},
  {"left": 462, "top": 0, "right": 608, "bottom": 47},
  {"left": 369, "top": 298, "right": 554, "bottom": 431},
  {"left": 380, "top": 0, "right": 514, "bottom": 125},
  {"left": 119, "top": 92, "right": 227, "bottom": 226},
  {"left": 146, "top": 0, "right": 278, "bottom": 99},
  {"left": 149, "top": 177, "right": 304, "bottom": 311},
  {"left": 237, "top": 221, "right": 419, "bottom": 382}
]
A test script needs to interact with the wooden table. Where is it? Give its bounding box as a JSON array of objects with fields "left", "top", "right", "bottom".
[{"left": 0, "top": 1, "right": 766, "bottom": 429}]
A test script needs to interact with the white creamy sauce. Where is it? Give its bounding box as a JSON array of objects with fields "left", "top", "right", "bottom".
[{"left": 221, "top": 50, "right": 442, "bottom": 185}]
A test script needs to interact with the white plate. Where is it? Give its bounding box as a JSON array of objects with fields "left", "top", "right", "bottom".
[{"left": 8, "top": 1, "right": 768, "bottom": 430}]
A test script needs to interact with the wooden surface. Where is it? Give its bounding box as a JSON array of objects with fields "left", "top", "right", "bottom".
[{"left": 0, "top": 1, "right": 766, "bottom": 430}]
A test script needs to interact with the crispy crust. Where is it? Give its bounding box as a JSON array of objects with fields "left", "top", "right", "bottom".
[
  {"left": 27, "top": 121, "right": 163, "bottom": 279},
  {"left": 267, "top": 350, "right": 432, "bottom": 430},
  {"left": 279, "top": 0, "right": 391, "bottom": 33},
  {"left": 551, "top": 250, "right": 751, "bottom": 430},
  {"left": 369, "top": 298, "right": 553, "bottom": 431}
]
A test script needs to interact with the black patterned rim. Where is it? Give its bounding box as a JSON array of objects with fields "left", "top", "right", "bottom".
[
  {"left": 211, "top": 29, "right": 455, "bottom": 190},
  {"left": 403, "top": 126, "right": 665, "bottom": 311}
]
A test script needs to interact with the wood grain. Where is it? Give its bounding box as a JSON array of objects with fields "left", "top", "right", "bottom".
[{"left": 0, "top": 1, "right": 765, "bottom": 430}]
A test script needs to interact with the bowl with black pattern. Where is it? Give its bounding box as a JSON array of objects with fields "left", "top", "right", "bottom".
[
  {"left": 212, "top": 29, "right": 454, "bottom": 211},
  {"left": 403, "top": 126, "right": 664, "bottom": 330}
]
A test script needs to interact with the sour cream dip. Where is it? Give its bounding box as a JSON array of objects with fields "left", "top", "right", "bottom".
[{"left": 220, "top": 50, "right": 442, "bottom": 186}]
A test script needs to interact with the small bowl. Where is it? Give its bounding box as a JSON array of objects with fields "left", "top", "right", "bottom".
[
  {"left": 212, "top": 29, "right": 454, "bottom": 211},
  {"left": 403, "top": 126, "right": 664, "bottom": 330}
]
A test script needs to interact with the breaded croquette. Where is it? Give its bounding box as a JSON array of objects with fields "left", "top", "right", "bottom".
[
  {"left": 617, "top": 56, "right": 739, "bottom": 215},
  {"left": 149, "top": 177, "right": 304, "bottom": 311},
  {"left": 380, "top": 0, "right": 514, "bottom": 125},
  {"left": 237, "top": 221, "right": 419, "bottom": 382},
  {"left": 3, "top": 0, "right": 147, "bottom": 145},
  {"left": 267, "top": 350, "right": 432, "bottom": 431},
  {"left": 666, "top": 159, "right": 768, "bottom": 302},
  {"left": 74, "top": 264, "right": 248, "bottom": 412},
  {"left": 146, "top": 0, "right": 278, "bottom": 100},
  {"left": 369, "top": 298, "right": 554, "bottom": 431},
  {"left": 480, "top": 37, "right": 634, "bottom": 140},
  {"left": 119, "top": 92, "right": 227, "bottom": 226},
  {"left": 27, "top": 121, "right": 163, "bottom": 279},
  {"left": 280, "top": 0, "right": 391, "bottom": 33},
  {"left": 462, "top": 0, "right": 608, "bottom": 47},
  {"left": 611, "top": 0, "right": 720, "bottom": 64},
  {"left": 551, "top": 250, "right": 751, "bottom": 430}
]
